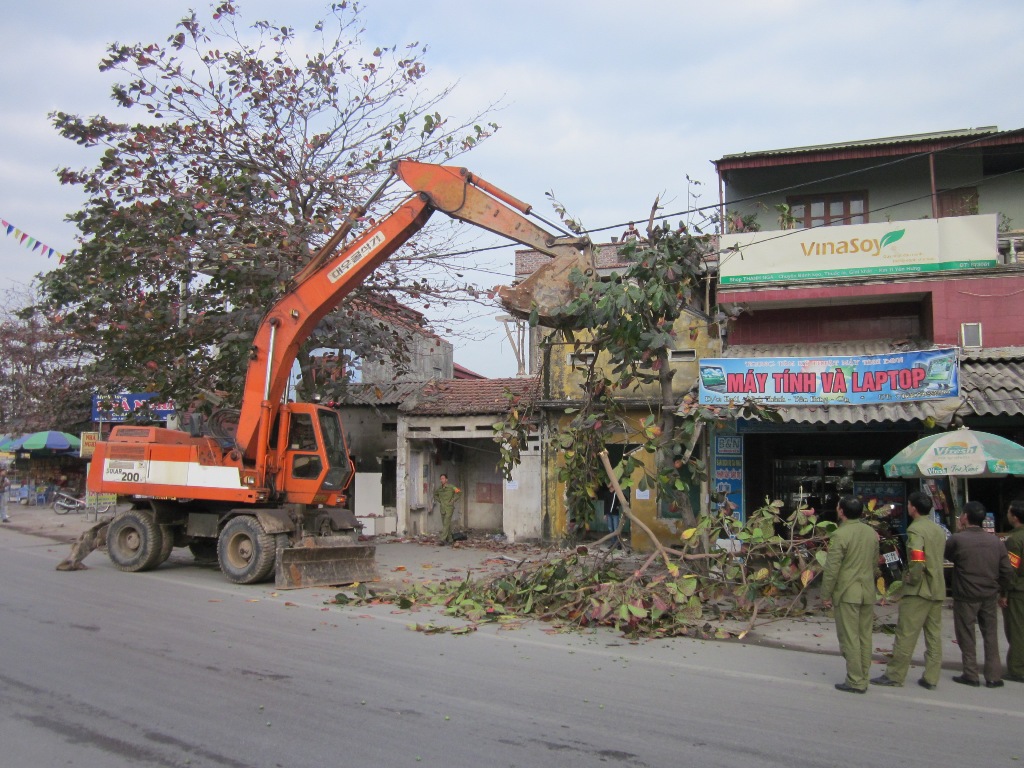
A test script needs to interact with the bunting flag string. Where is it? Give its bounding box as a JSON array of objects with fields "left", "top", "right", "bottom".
[{"left": 1, "top": 218, "right": 66, "bottom": 264}]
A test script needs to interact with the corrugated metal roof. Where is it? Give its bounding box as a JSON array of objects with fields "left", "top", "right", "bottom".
[
  {"left": 336, "top": 382, "right": 424, "bottom": 407},
  {"left": 715, "top": 127, "right": 999, "bottom": 163},
  {"left": 713, "top": 342, "right": 1024, "bottom": 424}
]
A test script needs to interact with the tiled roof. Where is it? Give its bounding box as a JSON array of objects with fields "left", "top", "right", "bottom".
[
  {"left": 716, "top": 341, "right": 1024, "bottom": 424},
  {"left": 453, "top": 362, "right": 486, "bottom": 380},
  {"left": 960, "top": 347, "right": 1024, "bottom": 418},
  {"left": 400, "top": 376, "right": 540, "bottom": 416}
]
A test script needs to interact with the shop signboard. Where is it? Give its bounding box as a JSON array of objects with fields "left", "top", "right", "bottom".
[
  {"left": 92, "top": 393, "right": 176, "bottom": 422},
  {"left": 714, "top": 435, "right": 744, "bottom": 522},
  {"left": 718, "top": 214, "right": 997, "bottom": 285},
  {"left": 79, "top": 431, "right": 99, "bottom": 458},
  {"left": 699, "top": 348, "right": 958, "bottom": 406}
]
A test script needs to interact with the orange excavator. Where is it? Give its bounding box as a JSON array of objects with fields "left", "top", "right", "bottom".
[{"left": 86, "top": 160, "right": 592, "bottom": 588}]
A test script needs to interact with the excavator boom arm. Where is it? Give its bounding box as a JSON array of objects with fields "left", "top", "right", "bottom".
[{"left": 234, "top": 160, "right": 591, "bottom": 461}]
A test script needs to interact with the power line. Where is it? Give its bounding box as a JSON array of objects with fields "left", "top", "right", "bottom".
[
  {"left": 715, "top": 163, "right": 1024, "bottom": 268},
  {"left": 430, "top": 126, "right": 1024, "bottom": 262}
]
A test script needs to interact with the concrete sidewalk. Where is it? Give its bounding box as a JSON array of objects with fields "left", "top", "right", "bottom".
[{"left": 0, "top": 499, "right": 984, "bottom": 684}]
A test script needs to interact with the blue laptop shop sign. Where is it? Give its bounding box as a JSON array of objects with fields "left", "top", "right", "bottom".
[{"left": 698, "top": 349, "right": 958, "bottom": 406}]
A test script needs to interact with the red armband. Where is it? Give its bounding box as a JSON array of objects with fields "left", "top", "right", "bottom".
[
  {"left": 1010, "top": 551, "right": 1021, "bottom": 569},
  {"left": 909, "top": 549, "right": 926, "bottom": 563}
]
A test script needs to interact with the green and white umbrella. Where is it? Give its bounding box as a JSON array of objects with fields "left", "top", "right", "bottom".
[{"left": 884, "top": 429, "right": 1024, "bottom": 479}]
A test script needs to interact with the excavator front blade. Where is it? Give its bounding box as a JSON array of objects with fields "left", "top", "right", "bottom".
[
  {"left": 495, "top": 246, "right": 594, "bottom": 326},
  {"left": 274, "top": 536, "right": 379, "bottom": 589}
]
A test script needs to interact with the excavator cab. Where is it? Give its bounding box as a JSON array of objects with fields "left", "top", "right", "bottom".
[
  {"left": 278, "top": 405, "right": 353, "bottom": 505},
  {"left": 275, "top": 404, "right": 375, "bottom": 589}
]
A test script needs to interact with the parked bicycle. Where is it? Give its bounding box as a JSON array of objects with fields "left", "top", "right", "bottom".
[{"left": 52, "top": 490, "right": 113, "bottom": 516}]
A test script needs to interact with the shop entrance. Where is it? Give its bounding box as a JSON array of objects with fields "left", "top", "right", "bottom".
[
  {"left": 743, "top": 430, "right": 918, "bottom": 526},
  {"left": 772, "top": 457, "right": 906, "bottom": 529}
]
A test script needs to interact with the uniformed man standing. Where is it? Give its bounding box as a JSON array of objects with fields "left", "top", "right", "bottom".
[
  {"left": 433, "top": 473, "right": 461, "bottom": 546},
  {"left": 1002, "top": 500, "right": 1024, "bottom": 683},
  {"left": 821, "top": 495, "right": 880, "bottom": 693},
  {"left": 871, "top": 491, "right": 947, "bottom": 690}
]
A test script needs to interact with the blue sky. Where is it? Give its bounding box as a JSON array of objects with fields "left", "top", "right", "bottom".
[{"left": 2, "top": 0, "right": 1024, "bottom": 376}]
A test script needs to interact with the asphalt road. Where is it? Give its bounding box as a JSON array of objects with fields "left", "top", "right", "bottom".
[{"left": 2, "top": 527, "right": 1023, "bottom": 768}]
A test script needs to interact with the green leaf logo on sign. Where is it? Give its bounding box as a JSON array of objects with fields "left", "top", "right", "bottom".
[{"left": 879, "top": 229, "right": 906, "bottom": 249}]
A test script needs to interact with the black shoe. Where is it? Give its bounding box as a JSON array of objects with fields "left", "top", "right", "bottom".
[
  {"left": 985, "top": 680, "right": 1004, "bottom": 688},
  {"left": 917, "top": 679, "right": 937, "bottom": 691},
  {"left": 870, "top": 675, "right": 902, "bottom": 687},
  {"left": 1004, "top": 674, "right": 1024, "bottom": 684},
  {"left": 952, "top": 675, "right": 980, "bottom": 687},
  {"left": 834, "top": 683, "right": 867, "bottom": 694}
]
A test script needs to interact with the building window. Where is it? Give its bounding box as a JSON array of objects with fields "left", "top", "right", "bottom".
[
  {"left": 668, "top": 349, "right": 697, "bottom": 362},
  {"left": 569, "top": 352, "right": 596, "bottom": 369},
  {"left": 787, "top": 192, "right": 868, "bottom": 229},
  {"left": 961, "top": 322, "right": 983, "bottom": 348},
  {"left": 937, "top": 187, "right": 979, "bottom": 218}
]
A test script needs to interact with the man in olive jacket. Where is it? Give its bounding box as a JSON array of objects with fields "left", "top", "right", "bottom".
[
  {"left": 433, "top": 473, "right": 461, "bottom": 545},
  {"left": 1002, "top": 500, "right": 1024, "bottom": 683},
  {"left": 945, "top": 500, "right": 1014, "bottom": 687},
  {"left": 871, "top": 491, "right": 947, "bottom": 689},
  {"left": 821, "top": 496, "right": 880, "bottom": 693}
]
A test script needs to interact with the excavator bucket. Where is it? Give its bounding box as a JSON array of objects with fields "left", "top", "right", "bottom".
[
  {"left": 274, "top": 536, "right": 379, "bottom": 589},
  {"left": 495, "top": 245, "right": 595, "bottom": 326}
]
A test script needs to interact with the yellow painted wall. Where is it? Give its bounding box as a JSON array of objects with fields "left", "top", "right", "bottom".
[
  {"left": 542, "top": 310, "right": 722, "bottom": 402},
  {"left": 539, "top": 308, "right": 721, "bottom": 551}
]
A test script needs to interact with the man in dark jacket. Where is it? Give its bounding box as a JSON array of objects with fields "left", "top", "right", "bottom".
[
  {"left": 944, "top": 500, "right": 1015, "bottom": 687},
  {"left": 1002, "top": 500, "right": 1024, "bottom": 683},
  {"left": 872, "top": 491, "right": 947, "bottom": 689},
  {"left": 821, "top": 496, "right": 879, "bottom": 693}
]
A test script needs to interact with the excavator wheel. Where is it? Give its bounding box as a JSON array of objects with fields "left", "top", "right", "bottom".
[
  {"left": 218, "top": 516, "right": 276, "bottom": 584},
  {"left": 156, "top": 524, "right": 175, "bottom": 566},
  {"left": 106, "top": 510, "right": 166, "bottom": 572}
]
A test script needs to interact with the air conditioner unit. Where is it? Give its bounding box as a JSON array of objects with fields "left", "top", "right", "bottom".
[{"left": 960, "top": 322, "right": 983, "bottom": 348}]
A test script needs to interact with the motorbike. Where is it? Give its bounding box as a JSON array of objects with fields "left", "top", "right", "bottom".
[
  {"left": 878, "top": 536, "right": 905, "bottom": 587},
  {"left": 52, "top": 490, "right": 112, "bottom": 516}
]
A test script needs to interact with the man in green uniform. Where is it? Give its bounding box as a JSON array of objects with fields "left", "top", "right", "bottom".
[
  {"left": 433, "top": 473, "right": 461, "bottom": 545},
  {"left": 821, "top": 496, "right": 880, "bottom": 693},
  {"left": 1002, "top": 500, "right": 1024, "bottom": 683},
  {"left": 871, "top": 491, "right": 947, "bottom": 690}
]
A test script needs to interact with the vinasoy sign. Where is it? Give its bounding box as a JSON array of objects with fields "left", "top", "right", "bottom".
[
  {"left": 698, "top": 349, "right": 958, "bottom": 406},
  {"left": 718, "top": 214, "right": 997, "bottom": 285}
]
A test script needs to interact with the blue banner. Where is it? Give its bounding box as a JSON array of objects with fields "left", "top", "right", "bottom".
[
  {"left": 92, "top": 393, "right": 177, "bottom": 422},
  {"left": 713, "top": 435, "right": 744, "bottom": 522},
  {"left": 699, "top": 349, "right": 958, "bottom": 406}
]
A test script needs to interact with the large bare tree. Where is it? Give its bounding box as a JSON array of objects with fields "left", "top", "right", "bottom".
[{"left": 38, "top": 1, "right": 499, "bottom": 411}]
